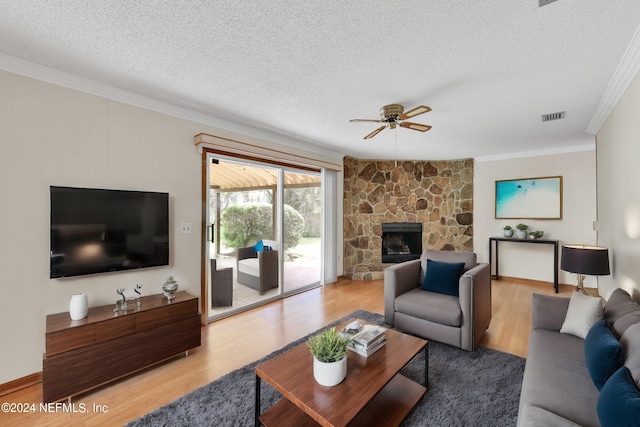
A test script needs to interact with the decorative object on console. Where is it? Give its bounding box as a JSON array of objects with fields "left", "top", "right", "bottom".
[
  {"left": 68, "top": 293, "right": 88, "bottom": 320},
  {"left": 162, "top": 276, "right": 179, "bottom": 300},
  {"left": 515, "top": 223, "right": 528, "bottom": 239},
  {"left": 115, "top": 284, "right": 143, "bottom": 312},
  {"left": 561, "top": 245, "right": 610, "bottom": 294},
  {"left": 503, "top": 225, "right": 513, "bottom": 237},
  {"left": 528, "top": 230, "right": 544, "bottom": 239},
  {"left": 307, "top": 327, "right": 350, "bottom": 386}
]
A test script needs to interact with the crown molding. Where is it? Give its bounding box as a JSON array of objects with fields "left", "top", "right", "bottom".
[
  {"left": 586, "top": 25, "right": 640, "bottom": 134},
  {"left": 0, "top": 52, "right": 342, "bottom": 163},
  {"left": 475, "top": 142, "right": 595, "bottom": 162}
]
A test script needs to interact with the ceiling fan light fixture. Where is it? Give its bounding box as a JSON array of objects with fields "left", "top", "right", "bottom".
[
  {"left": 400, "top": 122, "right": 432, "bottom": 132},
  {"left": 400, "top": 105, "right": 431, "bottom": 120},
  {"left": 351, "top": 103, "right": 432, "bottom": 139},
  {"left": 364, "top": 126, "right": 386, "bottom": 139}
]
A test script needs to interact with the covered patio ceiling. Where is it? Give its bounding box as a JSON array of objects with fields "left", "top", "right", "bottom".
[{"left": 210, "top": 161, "right": 321, "bottom": 191}]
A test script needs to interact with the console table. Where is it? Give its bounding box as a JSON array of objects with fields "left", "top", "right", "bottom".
[
  {"left": 43, "top": 291, "right": 201, "bottom": 402},
  {"left": 489, "top": 237, "right": 559, "bottom": 293}
]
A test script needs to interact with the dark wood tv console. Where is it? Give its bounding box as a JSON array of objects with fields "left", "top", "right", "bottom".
[{"left": 43, "top": 291, "right": 201, "bottom": 403}]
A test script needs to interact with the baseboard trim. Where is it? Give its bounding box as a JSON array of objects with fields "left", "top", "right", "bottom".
[
  {"left": 492, "top": 276, "right": 596, "bottom": 294},
  {"left": 0, "top": 372, "right": 42, "bottom": 396}
]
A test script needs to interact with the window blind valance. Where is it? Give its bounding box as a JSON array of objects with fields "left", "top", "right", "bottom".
[{"left": 195, "top": 133, "right": 342, "bottom": 172}]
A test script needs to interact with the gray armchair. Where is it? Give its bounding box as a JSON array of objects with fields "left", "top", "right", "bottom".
[{"left": 384, "top": 249, "right": 491, "bottom": 351}]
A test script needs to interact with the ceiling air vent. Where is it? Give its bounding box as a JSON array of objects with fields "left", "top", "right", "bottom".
[
  {"left": 539, "top": 0, "right": 559, "bottom": 7},
  {"left": 541, "top": 111, "right": 565, "bottom": 122}
]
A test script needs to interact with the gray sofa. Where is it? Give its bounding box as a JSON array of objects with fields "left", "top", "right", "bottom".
[
  {"left": 384, "top": 249, "right": 491, "bottom": 351},
  {"left": 518, "top": 289, "right": 640, "bottom": 427}
]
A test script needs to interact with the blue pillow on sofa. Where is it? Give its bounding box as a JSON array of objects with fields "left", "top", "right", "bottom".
[
  {"left": 253, "top": 240, "right": 264, "bottom": 252},
  {"left": 585, "top": 319, "right": 623, "bottom": 390},
  {"left": 597, "top": 366, "right": 640, "bottom": 427},
  {"left": 421, "top": 259, "right": 465, "bottom": 297}
]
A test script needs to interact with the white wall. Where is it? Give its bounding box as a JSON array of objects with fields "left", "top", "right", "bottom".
[
  {"left": 0, "top": 70, "right": 342, "bottom": 384},
  {"left": 474, "top": 151, "right": 598, "bottom": 287},
  {"left": 596, "top": 71, "right": 640, "bottom": 301}
]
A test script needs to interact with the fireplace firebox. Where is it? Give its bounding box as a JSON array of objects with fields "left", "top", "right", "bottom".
[{"left": 381, "top": 222, "right": 423, "bottom": 263}]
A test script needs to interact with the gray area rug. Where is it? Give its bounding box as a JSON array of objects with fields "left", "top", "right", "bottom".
[{"left": 127, "top": 310, "right": 526, "bottom": 426}]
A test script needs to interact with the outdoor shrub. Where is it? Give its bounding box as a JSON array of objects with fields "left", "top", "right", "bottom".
[{"left": 220, "top": 202, "right": 304, "bottom": 249}]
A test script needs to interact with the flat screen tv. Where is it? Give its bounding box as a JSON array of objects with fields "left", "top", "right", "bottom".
[{"left": 50, "top": 186, "right": 169, "bottom": 278}]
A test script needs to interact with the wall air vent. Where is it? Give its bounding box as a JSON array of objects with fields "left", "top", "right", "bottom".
[
  {"left": 539, "top": 0, "right": 559, "bottom": 7},
  {"left": 541, "top": 111, "right": 566, "bottom": 122}
]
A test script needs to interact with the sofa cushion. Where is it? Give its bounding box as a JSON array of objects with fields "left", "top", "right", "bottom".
[
  {"left": 421, "top": 259, "right": 465, "bottom": 297},
  {"left": 238, "top": 257, "right": 260, "bottom": 276},
  {"left": 420, "top": 249, "right": 476, "bottom": 272},
  {"left": 597, "top": 367, "right": 640, "bottom": 427},
  {"left": 613, "top": 311, "right": 640, "bottom": 339},
  {"left": 395, "top": 288, "right": 462, "bottom": 327},
  {"left": 584, "top": 319, "right": 623, "bottom": 390},
  {"left": 531, "top": 294, "right": 571, "bottom": 331},
  {"left": 253, "top": 240, "right": 265, "bottom": 252},
  {"left": 621, "top": 323, "right": 640, "bottom": 386},
  {"left": 518, "top": 403, "right": 582, "bottom": 427},
  {"left": 521, "top": 329, "right": 600, "bottom": 427},
  {"left": 560, "top": 291, "right": 603, "bottom": 339},
  {"left": 604, "top": 288, "right": 640, "bottom": 332},
  {"left": 262, "top": 239, "right": 279, "bottom": 251}
]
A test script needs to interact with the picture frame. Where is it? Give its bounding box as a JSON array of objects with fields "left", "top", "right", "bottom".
[{"left": 495, "top": 176, "right": 562, "bottom": 219}]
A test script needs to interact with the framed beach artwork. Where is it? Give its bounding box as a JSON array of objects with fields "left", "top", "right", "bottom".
[{"left": 495, "top": 176, "right": 562, "bottom": 219}]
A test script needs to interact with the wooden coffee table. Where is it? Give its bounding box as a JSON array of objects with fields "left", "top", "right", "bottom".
[{"left": 254, "top": 319, "right": 428, "bottom": 427}]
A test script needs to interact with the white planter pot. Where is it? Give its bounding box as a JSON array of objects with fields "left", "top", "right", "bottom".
[
  {"left": 69, "top": 293, "right": 88, "bottom": 320},
  {"left": 503, "top": 229, "right": 513, "bottom": 238},
  {"left": 516, "top": 230, "right": 528, "bottom": 239},
  {"left": 313, "top": 355, "right": 347, "bottom": 386}
]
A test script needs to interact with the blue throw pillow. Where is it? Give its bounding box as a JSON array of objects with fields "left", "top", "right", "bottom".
[
  {"left": 585, "top": 319, "right": 623, "bottom": 390},
  {"left": 253, "top": 240, "right": 264, "bottom": 252},
  {"left": 597, "top": 367, "right": 640, "bottom": 427},
  {"left": 421, "top": 259, "right": 465, "bottom": 297}
]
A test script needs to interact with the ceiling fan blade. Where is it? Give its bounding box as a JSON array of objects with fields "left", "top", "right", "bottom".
[
  {"left": 364, "top": 126, "right": 386, "bottom": 139},
  {"left": 398, "top": 105, "right": 431, "bottom": 120},
  {"left": 349, "top": 119, "right": 383, "bottom": 123},
  {"left": 400, "top": 122, "right": 432, "bottom": 132}
]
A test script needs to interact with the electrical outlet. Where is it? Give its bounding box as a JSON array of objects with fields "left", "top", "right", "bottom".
[{"left": 180, "top": 223, "right": 192, "bottom": 234}]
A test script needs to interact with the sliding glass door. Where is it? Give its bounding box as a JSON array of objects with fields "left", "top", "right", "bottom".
[
  {"left": 282, "top": 170, "right": 321, "bottom": 293},
  {"left": 206, "top": 156, "right": 322, "bottom": 320}
]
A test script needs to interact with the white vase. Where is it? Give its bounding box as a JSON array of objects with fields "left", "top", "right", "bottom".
[
  {"left": 313, "top": 355, "right": 347, "bottom": 386},
  {"left": 516, "top": 230, "right": 528, "bottom": 239},
  {"left": 69, "top": 293, "right": 88, "bottom": 320}
]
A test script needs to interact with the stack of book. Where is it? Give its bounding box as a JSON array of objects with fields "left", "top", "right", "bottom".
[{"left": 344, "top": 324, "right": 387, "bottom": 357}]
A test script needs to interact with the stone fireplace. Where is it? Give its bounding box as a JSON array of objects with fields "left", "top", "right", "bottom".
[
  {"left": 381, "top": 222, "right": 422, "bottom": 263},
  {"left": 343, "top": 157, "right": 474, "bottom": 280}
]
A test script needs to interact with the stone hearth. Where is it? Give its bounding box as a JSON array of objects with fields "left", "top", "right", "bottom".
[{"left": 343, "top": 157, "right": 474, "bottom": 280}]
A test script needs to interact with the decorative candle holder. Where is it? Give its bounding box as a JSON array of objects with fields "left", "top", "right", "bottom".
[{"left": 69, "top": 293, "right": 88, "bottom": 320}]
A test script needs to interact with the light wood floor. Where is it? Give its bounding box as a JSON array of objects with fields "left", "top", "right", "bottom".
[{"left": 1, "top": 277, "right": 577, "bottom": 427}]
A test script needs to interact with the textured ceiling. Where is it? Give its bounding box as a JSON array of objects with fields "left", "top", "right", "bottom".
[{"left": 1, "top": 1, "right": 640, "bottom": 160}]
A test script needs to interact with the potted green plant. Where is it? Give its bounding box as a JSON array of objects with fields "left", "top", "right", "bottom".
[
  {"left": 516, "top": 223, "right": 528, "bottom": 239},
  {"left": 503, "top": 225, "right": 513, "bottom": 238},
  {"left": 307, "top": 327, "right": 351, "bottom": 386}
]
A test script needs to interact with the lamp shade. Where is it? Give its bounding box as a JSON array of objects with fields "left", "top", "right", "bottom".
[{"left": 561, "top": 245, "right": 610, "bottom": 276}]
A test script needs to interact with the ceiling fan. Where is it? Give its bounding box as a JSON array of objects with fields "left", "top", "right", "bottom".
[{"left": 350, "top": 104, "right": 432, "bottom": 139}]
